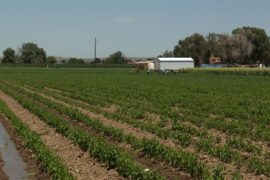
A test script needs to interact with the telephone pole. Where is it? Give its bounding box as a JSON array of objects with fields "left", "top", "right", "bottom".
[{"left": 94, "top": 38, "right": 97, "bottom": 61}]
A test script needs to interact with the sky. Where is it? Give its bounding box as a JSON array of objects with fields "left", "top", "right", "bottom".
[{"left": 0, "top": 0, "right": 269, "bottom": 58}]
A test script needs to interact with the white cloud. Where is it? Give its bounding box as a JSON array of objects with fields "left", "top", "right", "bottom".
[{"left": 113, "top": 17, "right": 135, "bottom": 23}]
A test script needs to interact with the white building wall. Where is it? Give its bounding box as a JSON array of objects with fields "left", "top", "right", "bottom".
[
  {"left": 154, "top": 60, "right": 160, "bottom": 70},
  {"left": 159, "top": 61, "right": 194, "bottom": 70},
  {"left": 148, "top": 62, "right": 155, "bottom": 70}
]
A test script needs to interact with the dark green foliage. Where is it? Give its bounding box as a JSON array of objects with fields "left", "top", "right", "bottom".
[
  {"left": 212, "top": 166, "right": 225, "bottom": 180},
  {"left": 105, "top": 51, "right": 128, "bottom": 64},
  {"left": 172, "top": 26, "right": 270, "bottom": 65},
  {"left": 232, "top": 171, "right": 243, "bottom": 180},
  {"left": 20, "top": 42, "right": 46, "bottom": 63},
  {"left": 233, "top": 27, "right": 270, "bottom": 65},
  {"left": 67, "top": 58, "right": 85, "bottom": 64},
  {"left": 46, "top": 56, "right": 57, "bottom": 64},
  {"left": 2, "top": 48, "right": 15, "bottom": 63},
  {"left": 174, "top": 33, "right": 207, "bottom": 66},
  {"left": 226, "top": 138, "right": 262, "bottom": 154}
]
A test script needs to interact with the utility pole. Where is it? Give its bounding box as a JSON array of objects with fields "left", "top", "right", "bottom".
[{"left": 94, "top": 38, "right": 97, "bottom": 61}]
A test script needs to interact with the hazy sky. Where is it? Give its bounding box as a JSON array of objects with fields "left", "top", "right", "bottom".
[{"left": 0, "top": 0, "right": 269, "bottom": 58}]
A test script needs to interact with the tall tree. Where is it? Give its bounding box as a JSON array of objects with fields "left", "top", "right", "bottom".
[
  {"left": 231, "top": 31, "right": 253, "bottom": 64},
  {"left": 217, "top": 34, "right": 235, "bottom": 64},
  {"left": 174, "top": 33, "right": 207, "bottom": 66},
  {"left": 233, "top": 27, "right": 270, "bottom": 64},
  {"left": 105, "top": 51, "right": 127, "bottom": 64},
  {"left": 162, "top": 50, "right": 174, "bottom": 57},
  {"left": 20, "top": 42, "right": 46, "bottom": 63},
  {"left": 206, "top": 33, "right": 221, "bottom": 57},
  {"left": 46, "top": 56, "right": 57, "bottom": 64},
  {"left": 2, "top": 48, "right": 15, "bottom": 63}
]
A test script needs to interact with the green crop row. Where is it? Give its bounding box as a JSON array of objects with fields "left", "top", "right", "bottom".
[
  {"left": 2, "top": 68, "right": 269, "bottom": 129},
  {"left": 226, "top": 138, "right": 262, "bottom": 155},
  {"left": 0, "top": 100, "right": 74, "bottom": 180},
  {"left": 5, "top": 80, "right": 199, "bottom": 148},
  {"left": 31, "top": 84, "right": 262, "bottom": 162},
  {"left": 15, "top": 82, "right": 270, "bottom": 176},
  {"left": 1, "top": 68, "right": 270, "bottom": 178},
  {"left": 196, "top": 139, "right": 241, "bottom": 163},
  {"left": 1, "top": 82, "right": 211, "bottom": 179},
  {"left": 30, "top": 82, "right": 216, "bottom": 145},
  {"left": 9, "top": 80, "right": 270, "bottom": 178},
  {"left": 34, "top": 79, "right": 270, "bottom": 145},
  {"left": 0, "top": 84, "right": 163, "bottom": 180}
]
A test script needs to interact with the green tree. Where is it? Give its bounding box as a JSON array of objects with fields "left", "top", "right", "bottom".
[
  {"left": 233, "top": 27, "right": 270, "bottom": 64},
  {"left": 105, "top": 51, "right": 127, "bottom": 64},
  {"left": 231, "top": 31, "right": 253, "bottom": 64},
  {"left": 174, "top": 33, "right": 207, "bottom": 66},
  {"left": 2, "top": 48, "right": 15, "bottom": 63},
  {"left": 206, "top": 33, "right": 224, "bottom": 58},
  {"left": 92, "top": 58, "right": 102, "bottom": 64},
  {"left": 20, "top": 42, "right": 46, "bottom": 63},
  {"left": 217, "top": 34, "right": 235, "bottom": 64},
  {"left": 60, "top": 59, "right": 67, "bottom": 64},
  {"left": 162, "top": 50, "right": 174, "bottom": 57},
  {"left": 46, "top": 56, "right": 57, "bottom": 64},
  {"left": 68, "top": 58, "right": 85, "bottom": 64}
]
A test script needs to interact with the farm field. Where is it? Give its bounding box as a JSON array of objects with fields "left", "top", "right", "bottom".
[{"left": 0, "top": 68, "right": 270, "bottom": 179}]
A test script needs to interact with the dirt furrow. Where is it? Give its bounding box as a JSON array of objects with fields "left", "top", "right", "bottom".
[
  {"left": 13, "top": 84, "right": 265, "bottom": 179},
  {"left": 18, "top": 85, "right": 270, "bottom": 153},
  {"left": 44, "top": 85, "right": 270, "bottom": 158},
  {"left": 39, "top": 88, "right": 197, "bottom": 151},
  {"left": 0, "top": 90, "right": 121, "bottom": 180},
  {"left": 0, "top": 155, "right": 8, "bottom": 180},
  {"left": 25, "top": 86, "right": 244, "bottom": 176},
  {"left": 39, "top": 86, "right": 265, "bottom": 179},
  {"left": 27, "top": 88, "right": 191, "bottom": 179}
]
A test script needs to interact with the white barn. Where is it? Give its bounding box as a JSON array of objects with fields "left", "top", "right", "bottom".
[{"left": 154, "top": 57, "right": 194, "bottom": 71}]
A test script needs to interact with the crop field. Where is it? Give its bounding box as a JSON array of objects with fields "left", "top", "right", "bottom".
[{"left": 0, "top": 68, "right": 270, "bottom": 179}]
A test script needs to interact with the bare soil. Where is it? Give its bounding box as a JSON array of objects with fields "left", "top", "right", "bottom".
[
  {"left": 101, "top": 104, "right": 118, "bottom": 113},
  {"left": 56, "top": 93, "right": 266, "bottom": 179},
  {"left": 15, "top": 84, "right": 267, "bottom": 179},
  {"left": 143, "top": 112, "right": 161, "bottom": 124},
  {"left": 30, "top": 93, "right": 191, "bottom": 180},
  {"left": 0, "top": 90, "right": 121, "bottom": 180},
  {"left": 0, "top": 155, "right": 8, "bottom": 180}
]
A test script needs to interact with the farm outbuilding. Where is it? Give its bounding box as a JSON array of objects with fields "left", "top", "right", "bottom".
[
  {"left": 135, "top": 61, "right": 154, "bottom": 70},
  {"left": 154, "top": 57, "right": 194, "bottom": 71}
]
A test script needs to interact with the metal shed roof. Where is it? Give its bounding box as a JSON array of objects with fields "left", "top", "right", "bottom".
[{"left": 157, "top": 57, "right": 194, "bottom": 62}]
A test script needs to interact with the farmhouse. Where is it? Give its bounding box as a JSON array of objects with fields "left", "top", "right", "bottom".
[
  {"left": 209, "top": 56, "right": 222, "bottom": 64},
  {"left": 154, "top": 57, "right": 194, "bottom": 71}
]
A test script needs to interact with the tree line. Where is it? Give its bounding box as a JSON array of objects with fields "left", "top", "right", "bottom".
[
  {"left": 164, "top": 26, "right": 270, "bottom": 66},
  {"left": 2, "top": 43, "right": 46, "bottom": 64},
  {"left": 1, "top": 42, "right": 128, "bottom": 65},
  {"left": 2, "top": 26, "right": 269, "bottom": 66}
]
